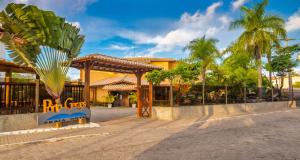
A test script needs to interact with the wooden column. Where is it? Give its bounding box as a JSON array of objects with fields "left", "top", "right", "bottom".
[
  {"left": 35, "top": 74, "right": 40, "bottom": 113},
  {"left": 84, "top": 61, "right": 91, "bottom": 109},
  {"left": 5, "top": 70, "right": 12, "bottom": 106},
  {"left": 136, "top": 72, "right": 143, "bottom": 117},
  {"left": 149, "top": 81, "right": 153, "bottom": 117}
]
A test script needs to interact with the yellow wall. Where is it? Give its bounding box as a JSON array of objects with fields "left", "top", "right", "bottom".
[
  {"left": 272, "top": 76, "right": 300, "bottom": 89},
  {"left": 151, "top": 62, "right": 170, "bottom": 70},
  {"left": 81, "top": 70, "right": 126, "bottom": 83},
  {"left": 80, "top": 60, "right": 177, "bottom": 83},
  {"left": 81, "top": 60, "right": 177, "bottom": 104}
]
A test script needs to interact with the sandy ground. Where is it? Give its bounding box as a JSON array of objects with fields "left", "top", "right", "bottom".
[{"left": 0, "top": 109, "right": 300, "bottom": 160}]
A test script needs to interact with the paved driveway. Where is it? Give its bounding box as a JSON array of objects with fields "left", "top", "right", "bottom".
[
  {"left": 1, "top": 109, "right": 300, "bottom": 160},
  {"left": 90, "top": 106, "right": 136, "bottom": 122}
]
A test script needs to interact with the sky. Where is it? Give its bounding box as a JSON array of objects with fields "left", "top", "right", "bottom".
[{"left": 0, "top": 0, "right": 300, "bottom": 79}]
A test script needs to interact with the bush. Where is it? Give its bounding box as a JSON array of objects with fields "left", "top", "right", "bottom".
[
  {"left": 128, "top": 92, "right": 137, "bottom": 104},
  {"left": 104, "top": 94, "right": 116, "bottom": 104}
]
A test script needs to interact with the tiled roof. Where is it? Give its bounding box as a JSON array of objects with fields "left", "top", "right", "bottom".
[
  {"left": 71, "top": 53, "right": 161, "bottom": 74},
  {"left": 102, "top": 84, "right": 137, "bottom": 91},
  {"left": 91, "top": 75, "right": 148, "bottom": 86},
  {"left": 125, "top": 57, "right": 176, "bottom": 64}
]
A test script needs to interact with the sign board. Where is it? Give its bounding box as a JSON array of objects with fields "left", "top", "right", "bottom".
[{"left": 38, "top": 98, "right": 91, "bottom": 125}]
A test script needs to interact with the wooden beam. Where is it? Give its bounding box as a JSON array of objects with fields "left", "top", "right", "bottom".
[
  {"left": 136, "top": 72, "right": 143, "bottom": 117},
  {"left": 92, "top": 65, "right": 134, "bottom": 74},
  {"left": 0, "top": 65, "right": 34, "bottom": 73},
  {"left": 84, "top": 61, "right": 91, "bottom": 109},
  {"left": 5, "top": 70, "right": 12, "bottom": 107},
  {"left": 149, "top": 81, "right": 153, "bottom": 117}
]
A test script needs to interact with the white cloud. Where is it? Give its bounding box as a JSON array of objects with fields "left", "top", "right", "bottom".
[
  {"left": 0, "top": 0, "right": 96, "bottom": 15},
  {"left": 66, "top": 21, "right": 81, "bottom": 29},
  {"left": 119, "top": 2, "right": 230, "bottom": 57},
  {"left": 231, "top": 0, "right": 248, "bottom": 11},
  {"left": 67, "top": 68, "right": 80, "bottom": 80},
  {"left": 206, "top": 2, "right": 223, "bottom": 16},
  {"left": 108, "top": 44, "right": 134, "bottom": 51},
  {"left": 80, "top": 17, "right": 119, "bottom": 41},
  {"left": 286, "top": 11, "right": 300, "bottom": 32}
]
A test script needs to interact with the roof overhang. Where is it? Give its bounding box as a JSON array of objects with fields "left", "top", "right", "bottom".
[
  {"left": 71, "top": 54, "right": 161, "bottom": 74},
  {"left": 102, "top": 84, "right": 137, "bottom": 91},
  {"left": 0, "top": 59, "right": 35, "bottom": 73}
]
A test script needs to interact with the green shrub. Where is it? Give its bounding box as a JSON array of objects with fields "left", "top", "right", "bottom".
[
  {"left": 128, "top": 92, "right": 137, "bottom": 104},
  {"left": 104, "top": 94, "right": 116, "bottom": 104}
]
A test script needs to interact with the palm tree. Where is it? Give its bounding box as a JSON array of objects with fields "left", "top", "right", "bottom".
[
  {"left": 229, "top": 0, "right": 286, "bottom": 99},
  {"left": 0, "top": 3, "right": 84, "bottom": 104},
  {"left": 185, "top": 36, "right": 219, "bottom": 104}
]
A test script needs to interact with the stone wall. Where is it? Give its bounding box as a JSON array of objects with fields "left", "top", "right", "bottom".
[
  {"left": 152, "top": 101, "right": 297, "bottom": 120},
  {"left": 0, "top": 113, "right": 38, "bottom": 132}
]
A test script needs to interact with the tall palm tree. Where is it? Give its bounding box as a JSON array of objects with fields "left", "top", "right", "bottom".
[
  {"left": 185, "top": 36, "right": 219, "bottom": 104},
  {"left": 229, "top": 0, "right": 286, "bottom": 99},
  {"left": 0, "top": 3, "right": 84, "bottom": 104}
]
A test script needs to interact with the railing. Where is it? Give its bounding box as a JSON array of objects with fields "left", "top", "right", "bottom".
[
  {"left": 0, "top": 81, "right": 84, "bottom": 115},
  {"left": 0, "top": 82, "right": 36, "bottom": 115},
  {"left": 155, "top": 84, "right": 293, "bottom": 107}
]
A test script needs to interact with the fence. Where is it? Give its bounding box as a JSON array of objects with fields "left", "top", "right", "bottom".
[
  {"left": 0, "top": 81, "right": 84, "bottom": 115},
  {"left": 154, "top": 84, "right": 294, "bottom": 107}
]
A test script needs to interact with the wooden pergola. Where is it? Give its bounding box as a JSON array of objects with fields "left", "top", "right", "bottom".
[
  {"left": 0, "top": 59, "right": 35, "bottom": 74},
  {"left": 71, "top": 54, "right": 161, "bottom": 117},
  {"left": 0, "top": 59, "right": 38, "bottom": 112}
]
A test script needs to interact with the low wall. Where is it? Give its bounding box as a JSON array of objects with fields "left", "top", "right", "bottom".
[
  {"left": 0, "top": 113, "right": 38, "bottom": 132},
  {"left": 153, "top": 101, "right": 297, "bottom": 120}
]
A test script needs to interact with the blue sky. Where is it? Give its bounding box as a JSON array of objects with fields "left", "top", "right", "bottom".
[{"left": 1, "top": 0, "right": 300, "bottom": 79}]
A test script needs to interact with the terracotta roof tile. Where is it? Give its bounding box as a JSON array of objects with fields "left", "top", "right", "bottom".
[
  {"left": 102, "top": 84, "right": 137, "bottom": 91},
  {"left": 125, "top": 57, "right": 176, "bottom": 63},
  {"left": 91, "top": 75, "right": 148, "bottom": 86},
  {"left": 71, "top": 53, "right": 161, "bottom": 73}
]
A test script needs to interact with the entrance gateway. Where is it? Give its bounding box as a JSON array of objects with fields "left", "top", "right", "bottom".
[{"left": 71, "top": 54, "right": 161, "bottom": 117}]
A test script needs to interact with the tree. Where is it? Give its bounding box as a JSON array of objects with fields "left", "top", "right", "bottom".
[
  {"left": 173, "top": 60, "right": 200, "bottom": 83},
  {"left": 270, "top": 50, "right": 298, "bottom": 98},
  {"left": 271, "top": 44, "right": 300, "bottom": 99},
  {"left": 146, "top": 69, "right": 176, "bottom": 106},
  {"left": 229, "top": 0, "right": 286, "bottom": 99},
  {"left": 185, "top": 36, "right": 219, "bottom": 104},
  {"left": 0, "top": 3, "right": 84, "bottom": 104}
]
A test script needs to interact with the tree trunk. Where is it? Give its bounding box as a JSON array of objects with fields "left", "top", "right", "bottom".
[
  {"left": 288, "top": 72, "right": 293, "bottom": 100},
  {"left": 202, "top": 68, "right": 206, "bottom": 105},
  {"left": 55, "top": 98, "right": 62, "bottom": 105},
  {"left": 256, "top": 46, "right": 263, "bottom": 100},
  {"left": 267, "top": 54, "right": 273, "bottom": 101},
  {"left": 169, "top": 80, "right": 173, "bottom": 107},
  {"left": 279, "top": 76, "right": 284, "bottom": 99},
  {"left": 177, "top": 80, "right": 181, "bottom": 105}
]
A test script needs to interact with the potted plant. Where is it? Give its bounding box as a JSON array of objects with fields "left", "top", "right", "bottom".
[
  {"left": 105, "top": 94, "right": 115, "bottom": 108},
  {"left": 128, "top": 92, "right": 137, "bottom": 108}
]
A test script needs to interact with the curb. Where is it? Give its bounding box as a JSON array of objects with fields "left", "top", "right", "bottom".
[{"left": 0, "top": 123, "right": 100, "bottom": 136}]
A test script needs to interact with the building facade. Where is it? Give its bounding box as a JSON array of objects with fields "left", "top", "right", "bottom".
[{"left": 79, "top": 57, "right": 177, "bottom": 107}]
